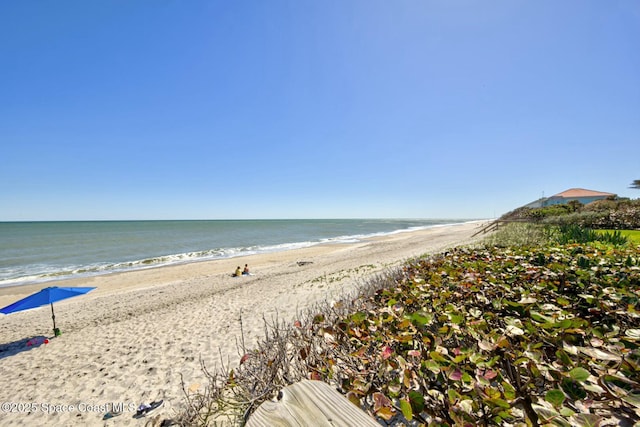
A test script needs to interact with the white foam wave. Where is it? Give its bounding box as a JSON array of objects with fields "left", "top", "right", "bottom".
[
  {"left": 0, "top": 220, "right": 475, "bottom": 288},
  {"left": 0, "top": 241, "right": 320, "bottom": 288}
]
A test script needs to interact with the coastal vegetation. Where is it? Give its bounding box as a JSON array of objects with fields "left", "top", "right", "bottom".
[
  {"left": 175, "top": 200, "right": 640, "bottom": 426},
  {"left": 499, "top": 197, "right": 640, "bottom": 230}
]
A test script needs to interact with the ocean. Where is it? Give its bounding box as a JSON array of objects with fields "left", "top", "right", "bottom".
[{"left": 0, "top": 219, "right": 470, "bottom": 287}]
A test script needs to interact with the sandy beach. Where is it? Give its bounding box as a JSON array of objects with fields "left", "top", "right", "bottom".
[{"left": 0, "top": 221, "right": 488, "bottom": 426}]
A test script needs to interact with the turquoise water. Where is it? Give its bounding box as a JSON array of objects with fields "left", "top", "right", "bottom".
[{"left": 0, "top": 219, "right": 469, "bottom": 287}]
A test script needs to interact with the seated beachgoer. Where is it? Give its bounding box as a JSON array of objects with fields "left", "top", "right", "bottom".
[
  {"left": 242, "top": 264, "right": 250, "bottom": 275},
  {"left": 233, "top": 266, "right": 242, "bottom": 277}
]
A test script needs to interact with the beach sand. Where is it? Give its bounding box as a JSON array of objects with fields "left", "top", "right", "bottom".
[{"left": 0, "top": 221, "right": 488, "bottom": 426}]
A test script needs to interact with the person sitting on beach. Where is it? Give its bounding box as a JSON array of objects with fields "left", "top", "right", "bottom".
[
  {"left": 242, "top": 264, "right": 250, "bottom": 275},
  {"left": 233, "top": 266, "right": 242, "bottom": 277}
]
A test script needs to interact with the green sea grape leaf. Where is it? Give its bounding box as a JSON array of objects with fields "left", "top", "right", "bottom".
[
  {"left": 447, "top": 388, "right": 460, "bottom": 403},
  {"left": 408, "top": 390, "right": 425, "bottom": 413},
  {"left": 545, "top": 389, "right": 566, "bottom": 407},
  {"left": 424, "top": 359, "right": 441, "bottom": 374},
  {"left": 530, "top": 311, "right": 554, "bottom": 323},
  {"left": 484, "top": 397, "right": 510, "bottom": 409},
  {"left": 351, "top": 311, "right": 367, "bottom": 324},
  {"left": 452, "top": 353, "right": 466, "bottom": 364},
  {"left": 555, "top": 349, "right": 573, "bottom": 367},
  {"left": 568, "top": 367, "right": 590, "bottom": 382},
  {"left": 505, "top": 300, "right": 524, "bottom": 309},
  {"left": 409, "top": 311, "right": 432, "bottom": 326},
  {"left": 399, "top": 399, "right": 413, "bottom": 421},
  {"left": 502, "top": 381, "right": 516, "bottom": 400},
  {"left": 450, "top": 313, "right": 464, "bottom": 324},
  {"left": 430, "top": 351, "right": 448, "bottom": 363},
  {"left": 558, "top": 319, "right": 573, "bottom": 329}
]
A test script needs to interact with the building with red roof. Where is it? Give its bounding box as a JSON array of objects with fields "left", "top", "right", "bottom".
[
  {"left": 543, "top": 188, "right": 616, "bottom": 207},
  {"left": 522, "top": 188, "right": 617, "bottom": 209}
]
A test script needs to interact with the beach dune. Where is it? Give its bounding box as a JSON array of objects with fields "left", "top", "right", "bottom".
[{"left": 0, "top": 221, "right": 487, "bottom": 426}]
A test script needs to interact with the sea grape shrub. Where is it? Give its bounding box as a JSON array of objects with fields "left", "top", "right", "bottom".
[{"left": 322, "top": 245, "right": 640, "bottom": 426}]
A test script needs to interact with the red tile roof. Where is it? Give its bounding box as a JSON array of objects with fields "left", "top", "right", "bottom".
[{"left": 551, "top": 188, "right": 616, "bottom": 198}]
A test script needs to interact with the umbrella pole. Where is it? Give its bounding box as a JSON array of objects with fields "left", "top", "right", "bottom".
[{"left": 51, "top": 303, "right": 61, "bottom": 337}]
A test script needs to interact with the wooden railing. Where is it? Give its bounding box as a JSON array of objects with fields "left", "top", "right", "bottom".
[{"left": 471, "top": 219, "right": 532, "bottom": 237}]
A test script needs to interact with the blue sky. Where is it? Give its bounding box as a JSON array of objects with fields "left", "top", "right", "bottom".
[{"left": 1, "top": 1, "right": 638, "bottom": 221}]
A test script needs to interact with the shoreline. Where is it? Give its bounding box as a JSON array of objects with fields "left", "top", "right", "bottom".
[
  {"left": 0, "top": 219, "right": 482, "bottom": 290},
  {"left": 0, "top": 221, "right": 488, "bottom": 426}
]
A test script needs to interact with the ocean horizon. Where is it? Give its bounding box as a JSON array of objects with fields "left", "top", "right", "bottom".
[{"left": 0, "top": 218, "right": 477, "bottom": 288}]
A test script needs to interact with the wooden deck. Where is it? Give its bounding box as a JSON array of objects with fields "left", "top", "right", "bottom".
[{"left": 245, "top": 380, "right": 380, "bottom": 427}]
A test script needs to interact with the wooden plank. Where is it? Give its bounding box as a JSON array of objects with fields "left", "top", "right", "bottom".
[{"left": 245, "top": 380, "right": 380, "bottom": 427}]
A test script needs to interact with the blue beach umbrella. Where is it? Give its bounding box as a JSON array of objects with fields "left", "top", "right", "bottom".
[{"left": 0, "top": 286, "right": 96, "bottom": 336}]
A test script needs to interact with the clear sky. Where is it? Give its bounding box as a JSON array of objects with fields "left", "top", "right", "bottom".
[{"left": 1, "top": 1, "right": 638, "bottom": 221}]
